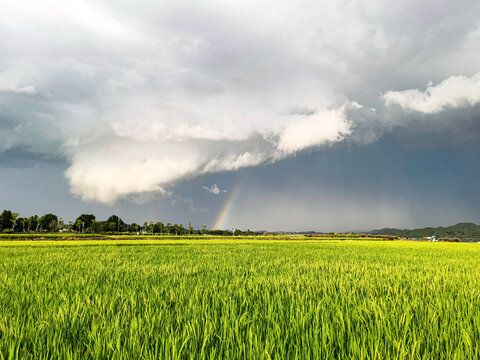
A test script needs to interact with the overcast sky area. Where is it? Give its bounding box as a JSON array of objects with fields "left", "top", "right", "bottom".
[{"left": 1, "top": 0, "right": 480, "bottom": 231}]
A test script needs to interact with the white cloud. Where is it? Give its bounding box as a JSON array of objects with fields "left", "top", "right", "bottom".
[
  {"left": 203, "top": 151, "right": 269, "bottom": 173},
  {"left": 0, "top": 84, "right": 37, "bottom": 95},
  {"left": 276, "top": 109, "right": 352, "bottom": 154},
  {"left": 64, "top": 140, "right": 203, "bottom": 203},
  {"left": 202, "top": 184, "right": 226, "bottom": 195},
  {"left": 0, "top": 72, "right": 37, "bottom": 95},
  {"left": 383, "top": 72, "right": 480, "bottom": 113}
]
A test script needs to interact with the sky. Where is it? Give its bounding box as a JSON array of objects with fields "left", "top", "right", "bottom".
[{"left": 1, "top": 0, "right": 480, "bottom": 231}]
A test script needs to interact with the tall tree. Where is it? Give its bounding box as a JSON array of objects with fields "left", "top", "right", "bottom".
[
  {"left": 105, "top": 215, "right": 124, "bottom": 232},
  {"left": 39, "top": 213, "right": 58, "bottom": 232},
  {"left": 14, "top": 217, "right": 26, "bottom": 232},
  {"left": 11, "top": 213, "right": 20, "bottom": 231},
  {"left": 57, "top": 218, "right": 64, "bottom": 232},
  {"left": 91, "top": 221, "right": 104, "bottom": 233},
  {"left": 154, "top": 222, "right": 164, "bottom": 234},
  {"left": 27, "top": 215, "right": 38, "bottom": 232},
  {"left": 179, "top": 224, "right": 186, "bottom": 235},
  {"left": 173, "top": 224, "right": 179, "bottom": 235},
  {"left": 128, "top": 223, "right": 140, "bottom": 233},
  {"left": 73, "top": 214, "right": 96, "bottom": 233},
  {"left": 0, "top": 210, "right": 14, "bottom": 231}
]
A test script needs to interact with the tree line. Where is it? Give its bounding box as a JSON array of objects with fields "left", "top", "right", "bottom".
[
  {"left": 368, "top": 222, "right": 480, "bottom": 240},
  {"left": 0, "top": 210, "right": 256, "bottom": 236}
]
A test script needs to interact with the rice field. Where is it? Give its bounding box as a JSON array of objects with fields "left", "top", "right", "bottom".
[
  {"left": 0, "top": 233, "right": 377, "bottom": 241},
  {"left": 0, "top": 240, "right": 479, "bottom": 359}
]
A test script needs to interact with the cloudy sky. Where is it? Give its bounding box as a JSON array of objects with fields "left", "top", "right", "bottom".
[{"left": 1, "top": 0, "right": 480, "bottom": 231}]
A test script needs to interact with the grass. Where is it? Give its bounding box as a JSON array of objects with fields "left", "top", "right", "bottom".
[
  {"left": 0, "top": 240, "right": 479, "bottom": 358},
  {"left": 0, "top": 233, "right": 380, "bottom": 241}
]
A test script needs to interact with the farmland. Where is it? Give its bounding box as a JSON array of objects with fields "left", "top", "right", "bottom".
[
  {"left": 0, "top": 240, "right": 479, "bottom": 358},
  {"left": 0, "top": 233, "right": 386, "bottom": 241}
]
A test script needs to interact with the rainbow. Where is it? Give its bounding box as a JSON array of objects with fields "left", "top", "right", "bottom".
[{"left": 212, "top": 184, "right": 240, "bottom": 230}]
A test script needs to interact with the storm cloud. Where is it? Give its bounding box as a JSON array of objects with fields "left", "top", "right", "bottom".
[{"left": 1, "top": 0, "right": 480, "bottom": 204}]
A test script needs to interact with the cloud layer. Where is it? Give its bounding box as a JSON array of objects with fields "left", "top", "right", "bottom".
[
  {"left": 1, "top": 0, "right": 480, "bottom": 203},
  {"left": 383, "top": 72, "right": 480, "bottom": 113}
]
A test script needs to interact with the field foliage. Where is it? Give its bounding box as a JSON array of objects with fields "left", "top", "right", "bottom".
[
  {"left": 0, "top": 240, "right": 479, "bottom": 358},
  {"left": 0, "top": 233, "right": 380, "bottom": 241}
]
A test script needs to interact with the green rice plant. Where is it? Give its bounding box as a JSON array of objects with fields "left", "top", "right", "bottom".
[
  {"left": 0, "top": 233, "right": 385, "bottom": 241},
  {"left": 0, "top": 240, "right": 479, "bottom": 359}
]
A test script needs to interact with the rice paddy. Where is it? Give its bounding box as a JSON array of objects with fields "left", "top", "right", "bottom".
[{"left": 0, "top": 240, "right": 479, "bottom": 359}]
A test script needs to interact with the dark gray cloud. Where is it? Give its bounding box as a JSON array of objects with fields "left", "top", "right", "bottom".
[{"left": 0, "top": 148, "right": 64, "bottom": 168}]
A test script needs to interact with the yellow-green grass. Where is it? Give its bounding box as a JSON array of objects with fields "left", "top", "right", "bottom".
[
  {"left": 0, "top": 240, "right": 479, "bottom": 359},
  {"left": 0, "top": 233, "right": 381, "bottom": 241},
  {"left": 0, "top": 238, "right": 377, "bottom": 246}
]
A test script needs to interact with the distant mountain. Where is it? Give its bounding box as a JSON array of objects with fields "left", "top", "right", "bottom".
[{"left": 368, "top": 222, "right": 480, "bottom": 240}]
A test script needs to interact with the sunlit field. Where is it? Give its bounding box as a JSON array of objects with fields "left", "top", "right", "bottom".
[{"left": 1, "top": 240, "right": 479, "bottom": 358}]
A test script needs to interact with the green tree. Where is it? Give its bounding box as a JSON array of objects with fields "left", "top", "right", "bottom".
[
  {"left": 75, "top": 219, "right": 83, "bottom": 233},
  {"left": 105, "top": 215, "right": 124, "bottom": 232},
  {"left": 154, "top": 222, "right": 164, "bottom": 234},
  {"left": 179, "top": 224, "right": 186, "bottom": 235},
  {"left": 128, "top": 223, "right": 140, "bottom": 233},
  {"left": 0, "top": 210, "right": 13, "bottom": 232},
  {"left": 27, "top": 215, "right": 38, "bottom": 232},
  {"left": 11, "top": 213, "right": 20, "bottom": 231},
  {"left": 73, "top": 214, "right": 96, "bottom": 232},
  {"left": 39, "top": 213, "right": 58, "bottom": 232},
  {"left": 57, "top": 218, "right": 64, "bottom": 232},
  {"left": 91, "top": 220, "right": 104, "bottom": 233},
  {"left": 14, "top": 217, "right": 26, "bottom": 232}
]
